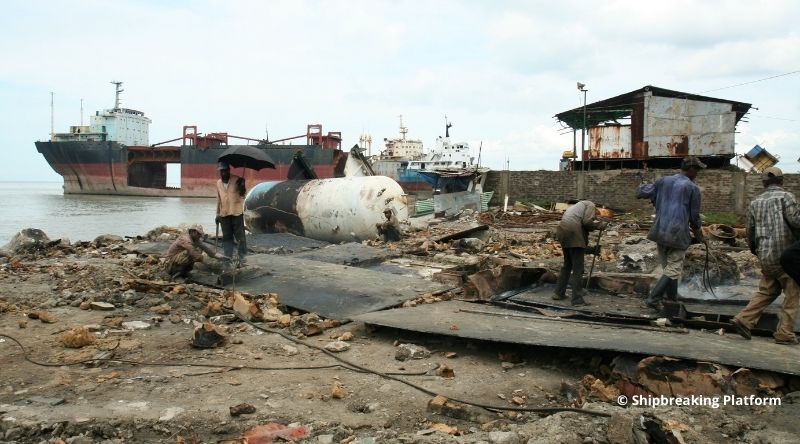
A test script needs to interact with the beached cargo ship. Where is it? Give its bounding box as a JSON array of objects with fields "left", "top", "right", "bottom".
[
  {"left": 35, "top": 82, "right": 346, "bottom": 197},
  {"left": 371, "top": 118, "right": 488, "bottom": 193},
  {"left": 370, "top": 116, "right": 429, "bottom": 192}
]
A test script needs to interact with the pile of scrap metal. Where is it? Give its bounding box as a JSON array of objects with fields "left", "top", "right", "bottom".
[
  {"left": 703, "top": 223, "right": 747, "bottom": 246},
  {"left": 478, "top": 207, "right": 562, "bottom": 227}
]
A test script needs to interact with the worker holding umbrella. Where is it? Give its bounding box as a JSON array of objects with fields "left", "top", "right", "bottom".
[
  {"left": 216, "top": 145, "right": 276, "bottom": 264},
  {"left": 216, "top": 162, "right": 248, "bottom": 263}
]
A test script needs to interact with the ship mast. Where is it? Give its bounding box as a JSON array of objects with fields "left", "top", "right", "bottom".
[
  {"left": 399, "top": 114, "right": 407, "bottom": 141},
  {"left": 50, "top": 92, "right": 54, "bottom": 139},
  {"left": 359, "top": 133, "right": 373, "bottom": 156},
  {"left": 111, "top": 81, "right": 123, "bottom": 110}
]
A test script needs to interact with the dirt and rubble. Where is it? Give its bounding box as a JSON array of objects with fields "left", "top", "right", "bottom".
[{"left": 1, "top": 208, "right": 798, "bottom": 443}]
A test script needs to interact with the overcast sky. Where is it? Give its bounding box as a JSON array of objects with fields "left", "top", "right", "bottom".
[{"left": 1, "top": 0, "right": 798, "bottom": 182}]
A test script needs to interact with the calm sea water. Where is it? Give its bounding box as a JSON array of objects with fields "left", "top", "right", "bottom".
[{"left": 0, "top": 182, "right": 217, "bottom": 244}]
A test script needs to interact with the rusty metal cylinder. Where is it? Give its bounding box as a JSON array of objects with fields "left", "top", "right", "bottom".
[{"left": 244, "top": 176, "right": 408, "bottom": 243}]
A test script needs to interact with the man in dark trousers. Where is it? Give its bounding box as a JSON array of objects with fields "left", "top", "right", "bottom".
[
  {"left": 781, "top": 241, "right": 800, "bottom": 285},
  {"left": 637, "top": 156, "right": 706, "bottom": 310},
  {"left": 553, "top": 200, "right": 606, "bottom": 306},
  {"left": 216, "top": 162, "right": 247, "bottom": 263},
  {"left": 732, "top": 167, "right": 800, "bottom": 345}
]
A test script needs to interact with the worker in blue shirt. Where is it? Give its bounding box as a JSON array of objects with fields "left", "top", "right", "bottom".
[{"left": 637, "top": 156, "right": 706, "bottom": 310}]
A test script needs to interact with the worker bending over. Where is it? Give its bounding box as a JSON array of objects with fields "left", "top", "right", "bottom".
[{"left": 553, "top": 200, "right": 606, "bottom": 307}]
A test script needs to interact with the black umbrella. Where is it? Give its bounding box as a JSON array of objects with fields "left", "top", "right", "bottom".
[{"left": 217, "top": 146, "right": 276, "bottom": 170}]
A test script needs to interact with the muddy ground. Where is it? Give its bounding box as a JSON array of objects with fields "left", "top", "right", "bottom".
[{"left": 0, "top": 213, "right": 798, "bottom": 444}]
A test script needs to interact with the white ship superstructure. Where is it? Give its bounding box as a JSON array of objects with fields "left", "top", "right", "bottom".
[
  {"left": 381, "top": 115, "right": 424, "bottom": 159},
  {"left": 406, "top": 121, "right": 477, "bottom": 172}
]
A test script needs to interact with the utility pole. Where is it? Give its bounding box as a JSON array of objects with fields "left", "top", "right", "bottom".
[{"left": 577, "top": 82, "right": 588, "bottom": 172}]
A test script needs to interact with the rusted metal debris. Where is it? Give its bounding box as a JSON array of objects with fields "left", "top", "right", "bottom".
[
  {"left": 463, "top": 265, "right": 547, "bottom": 300},
  {"left": 611, "top": 355, "right": 792, "bottom": 399},
  {"left": 478, "top": 211, "right": 561, "bottom": 228},
  {"left": 192, "top": 322, "right": 227, "bottom": 348},
  {"left": 229, "top": 403, "right": 257, "bottom": 417},
  {"left": 431, "top": 225, "right": 489, "bottom": 243}
]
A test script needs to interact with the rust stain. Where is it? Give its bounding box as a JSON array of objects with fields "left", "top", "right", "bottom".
[
  {"left": 633, "top": 141, "right": 648, "bottom": 159},
  {"left": 589, "top": 126, "right": 635, "bottom": 159},
  {"left": 667, "top": 136, "right": 689, "bottom": 156}
]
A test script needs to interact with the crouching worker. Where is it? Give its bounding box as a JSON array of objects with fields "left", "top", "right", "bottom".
[
  {"left": 553, "top": 200, "right": 606, "bottom": 306},
  {"left": 376, "top": 208, "right": 402, "bottom": 242},
  {"left": 164, "top": 226, "right": 227, "bottom": 280}
]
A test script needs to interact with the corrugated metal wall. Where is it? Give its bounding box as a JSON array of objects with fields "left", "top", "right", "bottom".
[
  {"left": 588, "top": 126, "right": 632, "bottom": 159},
  {"left": 644, "top": 95, "right": 736, "bottom": 157}
]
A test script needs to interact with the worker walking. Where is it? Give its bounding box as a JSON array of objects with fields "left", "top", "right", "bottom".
[
  {"left": 637, "top": 156, "right": 706, "bottom": 310},
  {"left": 553, "top": 200, "right": 606, "bottom": 306},
  {"left": 216, "top": 162, "right": 248, "bottom": 263},
  {"left": 164, "top": 226, "right": 226, "bottom": 280},
  {"left": 731, "top": 167, "right": 800, "bottom": 345}
]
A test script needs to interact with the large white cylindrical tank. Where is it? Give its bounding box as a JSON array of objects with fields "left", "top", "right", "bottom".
[{"left": 244, "top": 176, "right": 408, "bottom": 243}]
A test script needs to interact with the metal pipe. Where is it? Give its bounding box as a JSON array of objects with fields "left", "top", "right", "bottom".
[
  {"left": 581, "top": 87, "right": 587, "bottom": 172},
  {"left": 585, "top": 227, "right": 604, "bottom": 289}
]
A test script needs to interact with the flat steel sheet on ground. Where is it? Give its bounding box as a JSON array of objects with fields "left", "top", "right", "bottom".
[
  {"left": 508, "top": 284, "right": 799, "bottom": 331},
  {"left": 680, "top": 302, "right": 800, "bottom": 331},
  {"left": 355, "top": 300, "right": 800, "bottom": 376},
  {"left": 196, "top": 255, "right": 447, "bottom": 321},
  {"left": 291, "top": 242, "right": 400, "bottom": 267},
  {"left": 507, "top": 286, "right": 658, "bottom": 319},
  {"left": 247, "top": 233, "right": 329, "bottom": 253}
]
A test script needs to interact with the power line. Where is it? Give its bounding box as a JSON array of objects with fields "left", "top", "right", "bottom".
[
  {"left": 748, "top": 114, "right": 800, "bottom": 122},
  {"left": 700, "top": 70, "right": 800, "bottom": 93}
]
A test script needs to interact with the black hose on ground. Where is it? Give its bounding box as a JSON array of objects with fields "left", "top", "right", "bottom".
[
  {"left": 0, "top": 333, "right": 426, "bottom": 376},
  {"left": 229, "top": 312, "right": 612, "bottom": 418},
  {"left": 0, "top": 319, "right": 613, "bottom": 418}
]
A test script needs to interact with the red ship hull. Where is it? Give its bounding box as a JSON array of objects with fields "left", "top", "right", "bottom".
[{"left": 36, "top": 141, "right": 345, "bottom": 197}]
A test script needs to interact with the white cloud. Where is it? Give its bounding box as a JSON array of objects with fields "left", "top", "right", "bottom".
[{"left": 1, "top": 0, "right": 798, "bottom": 180}]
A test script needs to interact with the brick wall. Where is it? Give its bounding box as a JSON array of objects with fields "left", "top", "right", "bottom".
[
  {"left": 484, "top": 170, "right": 577, "bottom": 207},
  {"left": 485, "top": 170, "right": 800, "bottom": 215}
]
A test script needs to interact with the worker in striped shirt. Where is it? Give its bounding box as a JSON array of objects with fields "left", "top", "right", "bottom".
[{"left": 731, "top": 167, "right": 800, "bottom": 345}]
